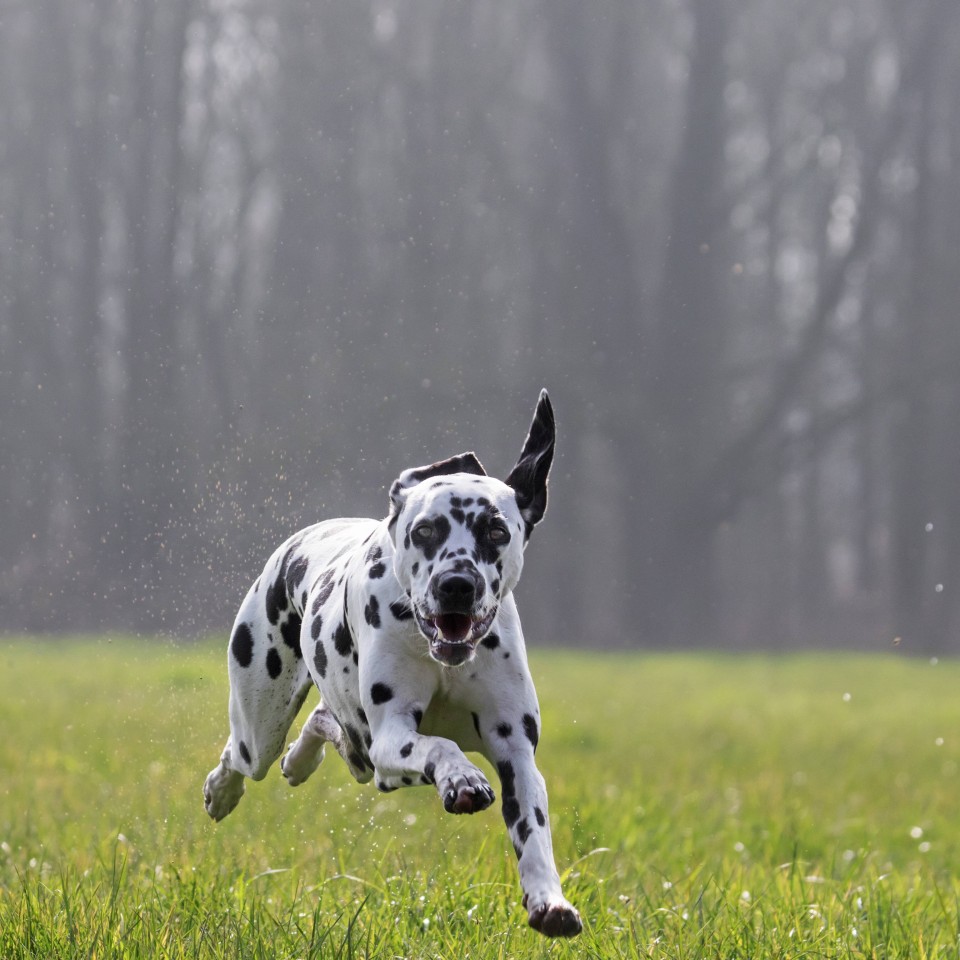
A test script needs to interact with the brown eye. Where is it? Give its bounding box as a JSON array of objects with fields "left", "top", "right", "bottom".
[{"left": 488, "top": 523, "right": 510, "bottom": 543}]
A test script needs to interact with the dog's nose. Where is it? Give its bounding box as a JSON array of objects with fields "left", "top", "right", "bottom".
[{"left": 435, "top": 572, "right": 480, "bottom": 609}]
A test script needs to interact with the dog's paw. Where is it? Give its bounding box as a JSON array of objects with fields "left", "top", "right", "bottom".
[
  {"left": 525, "top": 897, "right": 582, "bottom": 938},
  {"left": 203, "top": 766, "right": 245, "bottom": 822},
  {"left": 281, "top": 741, "right": 325, "bottom": 787},
  {"left": 439, "top": 768, "right": 496, "bottom": 814}
]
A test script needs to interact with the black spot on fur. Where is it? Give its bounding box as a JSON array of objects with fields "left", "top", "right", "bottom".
[
  {"left": 517, "top": 818, "right": 532, "bottom": 845},
  {"left": 311, "top": 613, "right": 323, "bottom": 640},
  {"left": 230, "top": 622, "right": 254, "bottom": 667},
  {"left": 280, "top": 615, "right": 302, "bottom": 657},
  {"left": 498, "top": 760, "right": 516, "bottom": 795},
  {"left": 239, "top": 741, "right": 251, "bottom": 764},
  {"left": 285, "top": 555, "right": 310, "bottom": 594},
  {"left": 370, "top": 682, "right": 393, "bottom": 704},
  {"left": 412, "top": 708, "right": 423, "bottom": 728},
  {"left": 389, "top": 599, "right": 414, "bottom": 621},
  {"left": 496, "top": 722, "right": 513, "bottom": 739},
  {"left": 377, "top": 781, "right": 397, "bottom": 793},
  {"left": 333, "top": 622, "right": 353, "bottom": 657},
  {"left": 266, "top": 647, "right": 282, "bottom": 679},
  {"left": 402, "top": 776, "right": 413, "bottom": 785},
  {"left": 535, "top": 807, "right": 546, "bottom": 827},
  {"left": 423, "top": 761, "right": 436, "bottom": 783},
  {"left": 498, "top": 760, "right": 520, "bottom": 826},
  {"left": 522, "top": 714, "right": 539, "bottom": 752},
  {"left": 311, "top": 571, "right": 335, "bottom": 615},
  {"left": 400, "top": 742, "right": 414, "bottom": 758},
  {"left": 357, "top": 707, "right": 369, "bottom": 728},
  {"left": 491, "top": 579, "right": 500, "bottom": 595},
  {"left": 364, "top": 596, "right": 381, "bottom": 628},
  {"left": 411, "top": 561, "right": 419, "bottom": 576},
  {"left": 480, "top": 632, "right": 500, "bottom": 650},
  {"left": 450, "top": 507, "right": 465, "bottom": 525},
  {"left": 366, "top": 544, "right": 384, "bottom": 577},
  {"left": 265, "top": 574, "right": 288, "bottom": 625},
  {"left": 348, "top": 751, "right": 366, "bottom": 771},
  {"left": 343, "top": 724, "right": 371, "bottom": 769},
  {"left": 472, "top": 712, "right": 481, "bottom": 738},
  {"left": 313, "top": 641, "right": 327, "bottom": 679}
]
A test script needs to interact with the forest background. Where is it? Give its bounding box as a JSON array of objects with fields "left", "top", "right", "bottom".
[{"left": 3, "top": 0, "right": 960, "bottom": 653}]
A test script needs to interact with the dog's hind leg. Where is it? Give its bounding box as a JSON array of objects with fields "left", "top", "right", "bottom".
[
  {"left": 204, "top": 581, "right": 312, "bottom": 820},
  {"left": 281, "top": 704, "right": 336, "bottom": 785},
  {"left": 203, "top": 738, "right": 248, "bottom": 821}
]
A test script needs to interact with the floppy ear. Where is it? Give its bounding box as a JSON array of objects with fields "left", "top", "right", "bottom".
[
  {"left": 505, "top": 390, "right": 556, "bottom": 537},
  {"left": 387, "top": 452, "right": 487, "bottom": 526}
]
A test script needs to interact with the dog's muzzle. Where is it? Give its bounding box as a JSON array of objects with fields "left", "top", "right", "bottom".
[{"left": 414, "top": 571, "right": 496, "bottom": 666}]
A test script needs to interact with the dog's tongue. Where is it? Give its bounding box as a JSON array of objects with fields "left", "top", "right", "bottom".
[{"left": 435, "top": 613, "right": 472, "bottom": 643}]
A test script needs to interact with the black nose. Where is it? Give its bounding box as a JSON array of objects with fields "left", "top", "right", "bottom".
[{"left": 435, "top": 572, "right": 480, "bottom": 610}]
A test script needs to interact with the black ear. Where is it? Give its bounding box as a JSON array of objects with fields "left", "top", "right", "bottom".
[
  {"left": 505, "top": 390, "right": 556, "bottom": 537},
  {"left": 387, "top": 452, "right": 487, "bottom": 525}
]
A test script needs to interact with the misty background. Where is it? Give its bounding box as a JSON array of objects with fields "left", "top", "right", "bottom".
[{"left": 2, "top": 0, "right": 959, "bottom": 653}]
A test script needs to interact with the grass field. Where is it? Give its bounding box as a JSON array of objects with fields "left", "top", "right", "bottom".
[{"left": 2, "top": 638, "right": 960, "bottom": 958}]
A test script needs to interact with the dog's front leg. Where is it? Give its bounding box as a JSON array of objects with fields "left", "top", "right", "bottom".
[
  {"left": 369, "top": 716, "right": 496, "bottom": 813},
  {"left": 484, "top": 739, "right": 583, "bottom": 937},
  {"left": 362, "top": 655, "right": 495, "bottom": 813}
]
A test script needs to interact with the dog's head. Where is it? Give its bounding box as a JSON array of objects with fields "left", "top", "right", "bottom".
[{"left": 387, "top": 391, "right": 555, "bottom": 667}]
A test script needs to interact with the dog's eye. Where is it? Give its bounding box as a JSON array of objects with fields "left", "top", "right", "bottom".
[
  {"left": 412, "top": 521, "right": 435, "bottom": 542},
  {"left": 487, "top": 523, "right": 510, "bottom": 544}
]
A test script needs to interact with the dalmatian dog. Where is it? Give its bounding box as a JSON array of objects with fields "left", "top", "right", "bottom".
[{"left": 203, "top": 391, "right": 582, "bottom": 937}]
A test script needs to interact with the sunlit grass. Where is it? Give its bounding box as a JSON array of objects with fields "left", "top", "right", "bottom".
[{"left": 2, "top": 638, "right": 960, "bottom": 957}]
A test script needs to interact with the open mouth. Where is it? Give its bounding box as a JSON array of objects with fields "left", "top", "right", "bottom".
[{"left": 414, "top": 606, "right": 497, "bottom": 666}]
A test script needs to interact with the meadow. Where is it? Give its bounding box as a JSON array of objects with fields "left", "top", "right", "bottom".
[{"left": 2, "top": 637, "right": 960, "bottom": 958}]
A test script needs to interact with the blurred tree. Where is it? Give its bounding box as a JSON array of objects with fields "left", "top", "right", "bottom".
[{"left": 1, "top": 0, "right": 960, "bottom": 652}]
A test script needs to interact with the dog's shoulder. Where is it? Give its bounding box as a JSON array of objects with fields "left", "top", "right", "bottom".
[{"left": 344, "top": 524, "right": 418, "bottom": 641}]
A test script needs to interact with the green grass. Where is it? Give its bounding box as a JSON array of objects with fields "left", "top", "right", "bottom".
[{"left": 2, "top": 638, "right": 960, "bottom": 957}]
